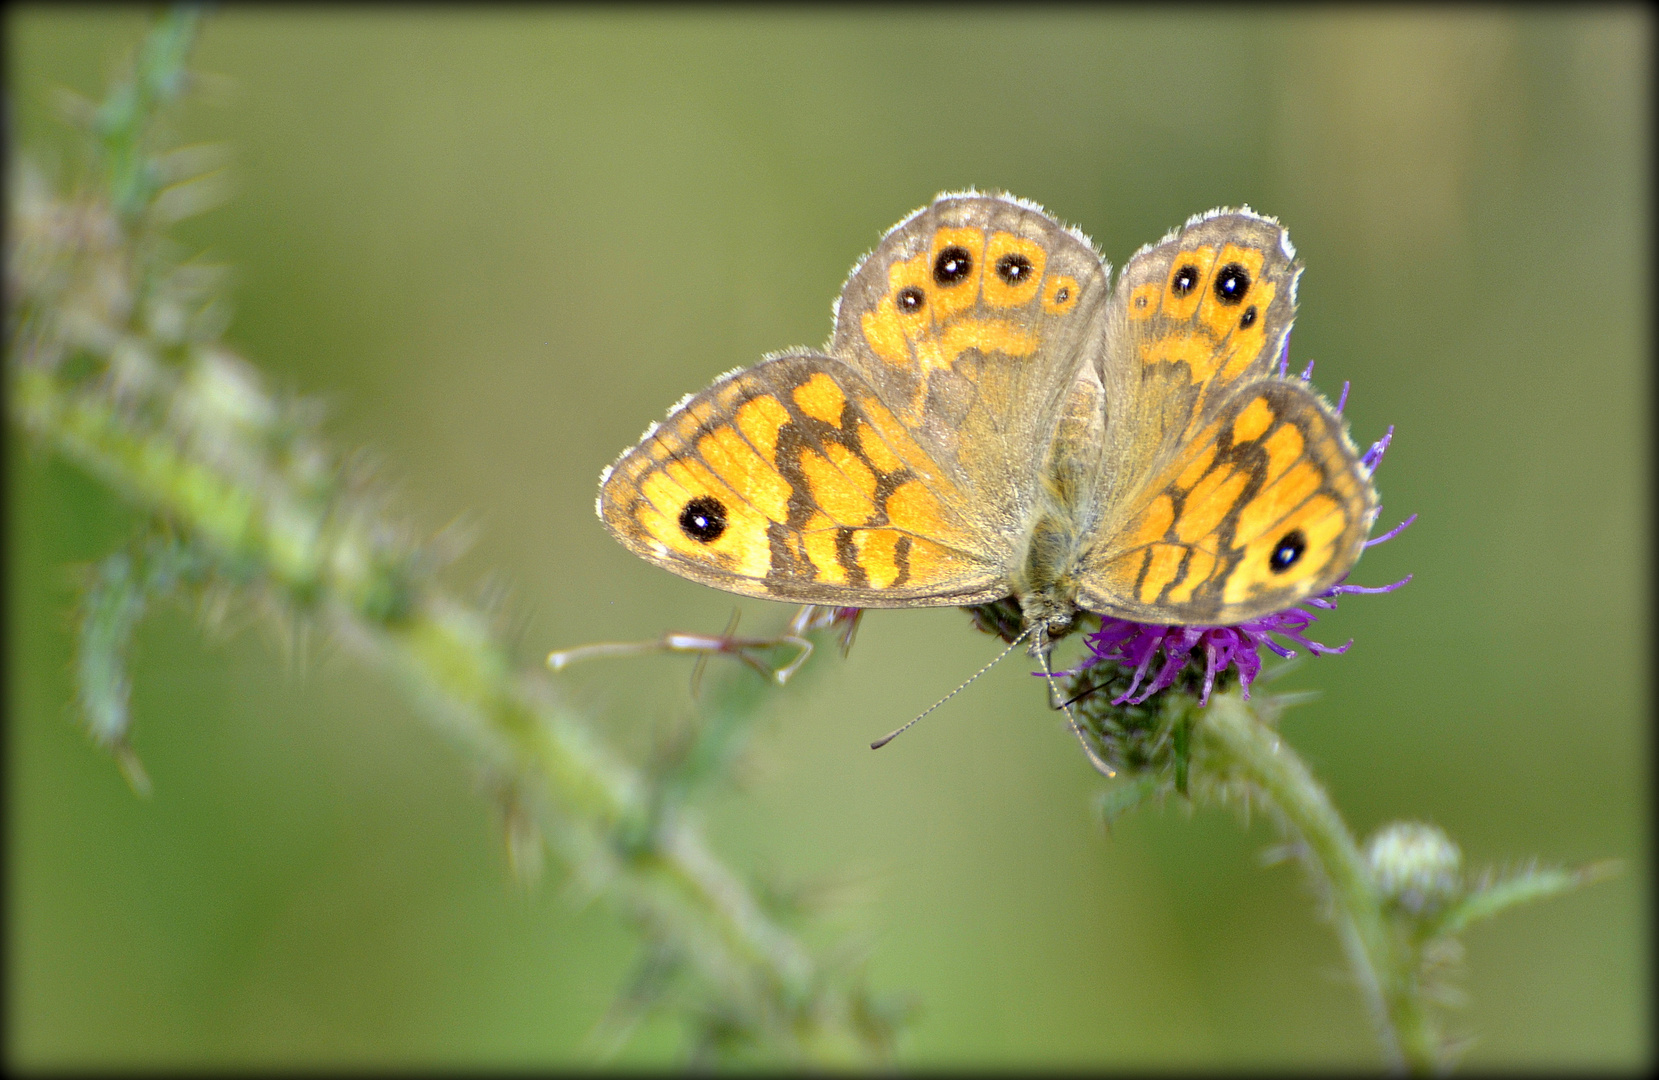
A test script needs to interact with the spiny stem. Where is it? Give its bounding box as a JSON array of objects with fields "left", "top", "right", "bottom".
[
  {"left": 5, "top": 8, "right": 894, "bottom": 1059},
  {"left": 12, "top": 360, "right": 881, "bottom": 1060},
  {"left": 1200, "top": 692, "right": 1438, "bottom": 1072}
]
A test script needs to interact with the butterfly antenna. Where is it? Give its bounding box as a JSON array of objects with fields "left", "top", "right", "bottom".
[
  {"left": 870, "top": 626, "right": 1033, "bottom": 750},
  {"left": 1038, "top": 630, "right": 1117, "bottom": 778}
]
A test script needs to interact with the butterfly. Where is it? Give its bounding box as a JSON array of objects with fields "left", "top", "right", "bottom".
[{"left": 597, "top": 192, "right": 1379, "bottom": 658}]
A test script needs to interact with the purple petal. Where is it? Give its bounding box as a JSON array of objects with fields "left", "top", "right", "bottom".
[
  {"left": 1259, "top": 637, "right": 1300, "bottom": 659},
  {"left": 1328, "top": 573, "right": 1413, "bottom": 595},
  {"left": 1362, "top": 425, "right": 1395, "bottom": 472},
  {"left": 1364, "top": 513, "right": 1418, "bottom": 548},
  {"left": 1233, "top": 642, "right": 1262, "bottom": 698}
]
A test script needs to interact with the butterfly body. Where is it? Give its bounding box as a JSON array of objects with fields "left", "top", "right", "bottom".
[{"left": 598, "top": 193, "right": 1378, "bottom": 646}]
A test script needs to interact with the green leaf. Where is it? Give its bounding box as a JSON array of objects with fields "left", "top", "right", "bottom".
[{"left": 1430, "top": 860, "right": 1621, "bottom": 938}]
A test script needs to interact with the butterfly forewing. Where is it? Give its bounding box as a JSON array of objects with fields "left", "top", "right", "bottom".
[
  {"left": 829, "top": 194, "right": 1114, "bottom": 551},
  {"left": 1101, "top": 210, "right": 1303, "bottom": 494}
]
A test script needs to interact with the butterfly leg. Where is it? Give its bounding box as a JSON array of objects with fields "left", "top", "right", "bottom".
[
  {"left": 1037, "top": 627, "right": 1117, "bottom": 778},
  {"left": 787, "top": 604, "right": 863, "bottom": 658},
  {"left": 547, "top": 605, "right": 861, "bottom": 687}
]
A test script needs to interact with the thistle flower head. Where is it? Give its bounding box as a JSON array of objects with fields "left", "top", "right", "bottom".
[{"left": 1075, "top": 566, "right": 1413, "bottom": 708}]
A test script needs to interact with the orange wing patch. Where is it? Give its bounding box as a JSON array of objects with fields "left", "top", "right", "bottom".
[
  {"left": 1159, "top": 245, "right": 1217, "bottom": 320},
  {"left": 927, "top": 319, "right": 1038, "bottom": 368},
  {"left": 857, "top": 249, "right": 932, "bottom": 368},
  {"left": 1260, "top": 420, "right": 1305, "bottom": 488},
  {"left": 1234, "top": 460, "right": 1321, "bottom": 541},
  {"left": 798, "top": 446, "right": 877, "bottom": 525},
  {"left": 793, "top": 371, "right": 847, "bottom": 424},
  {"left": 1231, "top": 395, "right": 1276, "bottom": 443},
  {"left": 1173, "top": 433, "right": 1220, "bottom": 491},
  {"left": 1127, "top": 492, "right": 1175, "bottom": 548},
  {"left": 799, "top": 513, "right": 848, "bottom": 585},
  {"left": 1212, "top": 280, "right": 1278, "bottom": 385},
  {"left": 894, "top": 534, "right": 973, "bottom": 586},
  {"left": 737, "top": 394, "right": 790, "bottom": 461},
  {"left": 885, "top": 478, "right": 946, "bottom": 534},
  {"left": 1196, "top": 243, "right": 1266, "bottom": 338},
  {"left": 696, "top": 424, "right": 790, "bottom": 520},
  {"left": 1173, "top": 465, "right": 1249, "bottom": 544},
  {"left": 1127, "top": 282, "right": 1161, "bottom": 320},
  {"left": 850, "top": 528, "right": 902, "bottom": 588},
  {"left": 1165, "top": 547, "right": 1217, "bottom": 604},
  {"left": 1139, "top": 329, "right": 1228, "bottom": 381},
  {"left": 856, "top": 420, "right": 903, "bottom": 472},
  {"left": 1041, "top": 274, "right": 1079, "bottom": 314},
  {"left": 1136, "top": 544, "right": 1188, "bottom": 605},
  {"left": 983, "top": 231, "right": 1047, "bottom": 308},
  {"left": 855, "top": 394, "right": 956, "bottom": 487},
  {"left": 1222, "top": 494, "right": 1346, "bottom": 605}
]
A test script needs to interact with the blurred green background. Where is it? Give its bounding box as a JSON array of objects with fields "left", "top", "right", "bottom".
[{"left": 7, "top": 7, "right": 1648, "bottom": 1069}]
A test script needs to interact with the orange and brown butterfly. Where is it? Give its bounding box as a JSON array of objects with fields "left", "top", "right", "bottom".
[{"left": 596, "top": 192, "right": 1380, "bottom": 655}]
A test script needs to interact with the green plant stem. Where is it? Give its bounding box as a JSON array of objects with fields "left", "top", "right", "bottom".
[
  {"left": 9, "top": 359, "right": 875, "bottom": 1063},
  {"left": 7, "top": 6, "right": 889, "bottom": 1049},
  {"left": 1200, "top": 692, "right": 1437, "bottom": 1073}
]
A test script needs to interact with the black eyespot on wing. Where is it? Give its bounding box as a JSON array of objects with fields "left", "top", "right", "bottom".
[
  {"left": 1055, "top": 286, "right": 1070, "bottom": 302},
  {"left": 995, "top": 252, "right": 1033, "bottom": 284},
  {"left": 1240, "top": 304, "right": 1258, "bottom": 329},
  {"left": 897, "top": 286, "right": 925, "bottom": 312},
  {"left": 1269, "top": 529, "right": 1306, "bottom": 573},
  {"left": 1171, "top": 264, "right": 1200, "bottom": 297},
  {"left": 934, "top": 246, "right": 973, "bottom": 286},
  {"left": 679, "top": 496, "right": 727, "bottom": 543},
  {"left": 1214, "top": 263, "right": 1250, "bottom": 305}
]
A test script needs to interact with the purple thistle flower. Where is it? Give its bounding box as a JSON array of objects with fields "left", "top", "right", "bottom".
[{"left": 1072, "top": 566, "right": 1413, "bottom": 708}]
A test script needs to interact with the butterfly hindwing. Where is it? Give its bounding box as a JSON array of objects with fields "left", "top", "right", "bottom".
[
  {"left": 598, "top": 352, "right": 1006, "bottom": 606},
  {"left": 1080, "top": 377, "right": 1378, "bottom": 624}
]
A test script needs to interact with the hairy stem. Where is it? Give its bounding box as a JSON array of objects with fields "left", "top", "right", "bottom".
[
  {"left": 4, "top": 8, "right": 890, "bottom": 1046},
  {"left": 1200, "top": 693, "right": 1438, "bottom": 1073},
  {"left": 10, "top": 356, "right": 876, "bottom": 1059}
]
